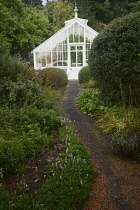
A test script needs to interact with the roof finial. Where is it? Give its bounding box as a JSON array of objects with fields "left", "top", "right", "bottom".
[{"left": 74, "top": 2, "right": 78, "bottom": 18}]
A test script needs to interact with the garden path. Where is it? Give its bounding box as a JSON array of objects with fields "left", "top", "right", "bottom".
[{"left": 62, "top": 80, "right": 140, "bottom": 210}]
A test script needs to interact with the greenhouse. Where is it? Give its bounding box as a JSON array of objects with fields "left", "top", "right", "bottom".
[{"left": 32, "top": 6, "right": 98, "bottom": 80}]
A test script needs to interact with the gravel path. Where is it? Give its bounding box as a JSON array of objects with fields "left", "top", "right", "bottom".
[{"left": 62, "top": 81, "right": 140, "bottom": 210}]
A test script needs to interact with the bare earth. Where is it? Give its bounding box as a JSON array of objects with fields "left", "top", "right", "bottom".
[{"left": 62, "top": 81, "right": 140, "bottom": 210}]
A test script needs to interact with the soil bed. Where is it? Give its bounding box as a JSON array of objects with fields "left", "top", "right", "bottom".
[
  {"left": 62, "top": 80, "right": 140, "bottom": 210},
  {"left": 1, "top": 139, "right": 65, "bottom": 196}
]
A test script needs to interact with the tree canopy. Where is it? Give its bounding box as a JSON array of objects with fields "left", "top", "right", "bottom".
[
  {"left": 1, "top": 0, "right": 139, "bottom": 56},
  {"left": 0, "top": 0, "right": 49, "bottom": 54},
  {"left": 22, "top": 0, "right": 43, "bottom": 6}
]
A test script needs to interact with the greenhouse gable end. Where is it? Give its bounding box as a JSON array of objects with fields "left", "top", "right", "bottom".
[{"left": 32, "top": 8, "right": 98, "bottom": 80}]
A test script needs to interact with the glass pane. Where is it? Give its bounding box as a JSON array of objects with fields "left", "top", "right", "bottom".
[
  {"left": 63, "top": 61, "right": 67, "bottom": 66},
  {"left": 86, "top": 50, "right": 90, "bottom": 59},
  {"left": 69, "top": 34, "right": 73, "bottom": 43},
  {"left": 63, "top": 52, "right": 67, "bottom": 60},
  {"left": 86, "top": 44, "right": 90, "bottom": 50},
  {"left": 77, "top": 51, "right": 83, "bottom": 66},
  {"left": 47, "top": 54, "right": 51, "bottom": 64},
  {"left": 42, "top": 56, "right": 46, "bottom": 67},
  {"left": 52, "top": 52, "right": 57, "bottom": 66},
  {"left": 58, "top": 62, "right": 62, "bottom": 66},
  {"left": 74, "top": 35, "right": 78, "bottom": 42},
  {"left": 71, "top": 52, "right": 76, "bottom": 67},
  {"left": 53, "top": 46, "right": 57, "bottom": 52},
  {"left": 77, "top": 46, "right": 83, "bottom": 51},
  {"left": 80, "top": 35, "right": 84, "bottom": 42},
  {"left": 58, "top": 51, "right": 62, "bottom": 61},
  {"left": 71, "top": 46, "right": 76, "bottom": 51},
  {"left": 63, "top": 44, "right": 67, "bottom": 51},
  {"left": 86, "top": 38, "right": 90, "bottom": 43},
  {"left": 58, "top": 44, "right": 62, "bottom": 51}
]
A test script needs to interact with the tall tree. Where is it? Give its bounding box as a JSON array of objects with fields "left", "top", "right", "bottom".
[
  {"left": 67, "top": 0, "right": 140, "bottom": 31},
  {"left": 43, "top": 0, "right": 74, "bottom": 35},
  {"left": 22, "top": 0, "right": 43, "bottom": 6},
  {"left": 0, "top": 0, "right": 49, "bottom": 54}
]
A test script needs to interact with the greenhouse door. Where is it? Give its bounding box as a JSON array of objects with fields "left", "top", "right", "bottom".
[{"left": 69, "top": 45, "right": 84, "bottom": 79}]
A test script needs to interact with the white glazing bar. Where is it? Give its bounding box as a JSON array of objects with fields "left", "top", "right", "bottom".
[
  {"left": 51, "top": 42, "right": 53, "bottom": 66},
  {"left": 57, "top": 44, "right": 58, "bottom": 67},
  {"left": 67, "top": 28, "right": 70, "bottom": 75},
  {"left": 34, "top": 52, "right": 36, "bottom": 69},
  {"left": 76, "top": 46, "right": 77, "bottom": 66},
  {"left": 62, "top": 34, "right": 64, "bottom": 66},
  {"left": 73, "top": 24, "right": 74, "bottom": 42},
  {"left": 78, "top": 24, "right": 80, "bottom": 42},
  {"left": 90, "top": 34, "right": 92, "bottom": 48},
  {"left": 83, "top": 27, "right": 86, "bottom": 66}
]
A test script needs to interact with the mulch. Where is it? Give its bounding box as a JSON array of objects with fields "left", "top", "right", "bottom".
[{"left": 62, "top": 80, "right": 140, "bottom": 210}]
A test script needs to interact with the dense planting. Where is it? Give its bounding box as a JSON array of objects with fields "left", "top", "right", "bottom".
[
  {"left": 89, "top": 12, "right": 140, "bottom": 106},
  {"left": 0, "top": 84, "right": 61, "bottom": 175},
  {"left": 76, "top": 89, "right": 140, "bottom": 160},
  {"left": 0, "top": 53, "right": 96, "bottom": 209},
  {"left": 0, "top": 119, "right": 96, "bottom": 209}
]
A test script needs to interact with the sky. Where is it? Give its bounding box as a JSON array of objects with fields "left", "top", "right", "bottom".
[
  {"left": 42, "top": 0, "right": 47, "bottom": 6},
  {"left": 42, "top": 0, "right": 53, "bottom": 6}
]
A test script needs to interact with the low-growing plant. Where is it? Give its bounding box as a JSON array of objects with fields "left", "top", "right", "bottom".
[
  {"left": 76, "top": 90, "right": 107, "bottom": 116},
  {"left": 76, "top": 89, "right": 140, "bottom": 160},
  {"left": 111, "top": 132, "right": 140, "bottom": 160},
  {"left": 81, "top": 80, "right": 96, "bottom": 89},
  {"left": 0, "top": 119, "right": 96, "bottom": 210}
]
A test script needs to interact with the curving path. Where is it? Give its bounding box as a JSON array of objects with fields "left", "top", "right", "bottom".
[{"left": 62, "top": 81, "right": 140, "bottom": 210}]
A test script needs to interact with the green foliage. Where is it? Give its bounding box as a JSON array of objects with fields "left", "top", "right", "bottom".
[
  {"left": 22, "top": 0, "right": 43, "bottom": 6},
  {"left": 76, "top": 89, "right": 140, "bottom": 160},
  {"left": 43, "top": 0, "right": 74, "bottom": 35},
  {"left": 0, "top": 120, "right": 96, "bottom": 209},
  {"left": 111, "top": 132, "right": 140, "bottom": 160},
  {"left": 81, "top": 80, "right": 97, "bottom": 89},
  {"left": 76, "top": 90, "right": 107, "bottom": 116},
  {"left": 78, "top": 66, "right": 91, "bottom": 84},
  {"left": 0, "top": 0, "right": 49, "bottom": 53},
  {"left": 0, "top": 61, "right": 62, "bottom": 175},
  {"left": 69, "top": 0, "right": 140, "bottom": 31},
  {"left": 0, "top": 105, "right": 61, "bottom": 174},
  {"left": 38, "top": 68, "right": 68, "bottom": 88},
  {"left": 89, "top": 12, "right": 140, "bottom": 106},
  {"left": 0, "top": 52, "right": 29, "bottom": 82}
]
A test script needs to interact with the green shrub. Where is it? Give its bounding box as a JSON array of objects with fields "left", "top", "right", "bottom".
[
  {"left": 38, "top": 68, "right": 68, "bottom": 88},
  {"left": 78, "top": 66, "right": 91, "bottom": 84},
  {"left": 0, "top": 79, "right": 58, "bottom": 108},
  {"left": 89, "top": 12, "right": 140, "bottom": 106},
  {"left": 0, "top": 52, "right": 29, "bottom": 82},
  {"left": 0, "top": 103, "right": 61, "bottom": 175}
]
